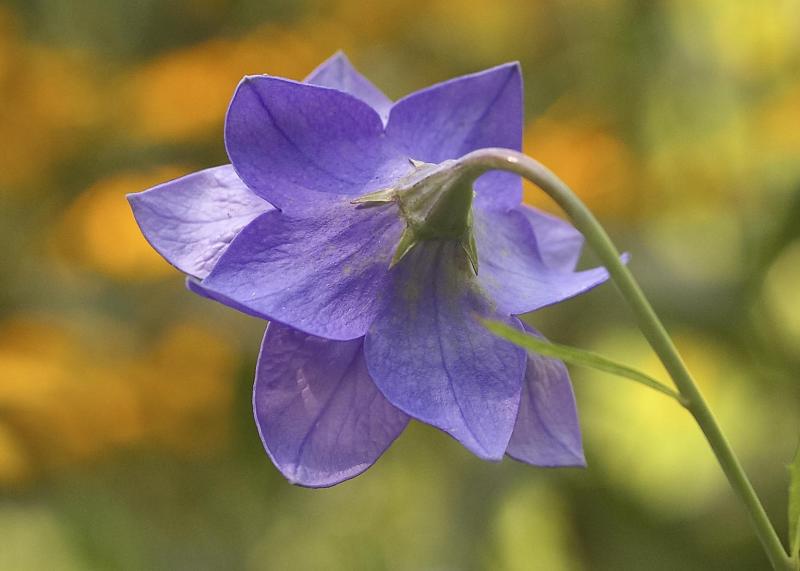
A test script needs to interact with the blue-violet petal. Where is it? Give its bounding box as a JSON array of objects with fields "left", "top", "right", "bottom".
[
  {"left": 255, "top": 322, "right": 409, "bottom": 487},
  {"left": 127, "top": 164, "right": 272, "bottom": 279},
  {"left": 225, "top": 76, "right": 408, "bottom": 211},
  {"left": 199, "top": 201, "right": 403, "bottom": 340},
  {"left": 386, "top": 63, "right": 523, "bottom": 211},
  {"left": 365, "top": 240, "right": 526, "bottom": 461},
  {"left": 506, "top": 324, "right": 585, "bottom": 467},
  {"left": 305, "top": 51, "right": 392, "bottom": 124},
  {"left": 475, "top": 207, "right": 611, "bottom": 316}
]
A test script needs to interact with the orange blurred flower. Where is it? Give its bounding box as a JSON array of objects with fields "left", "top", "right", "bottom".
[
  {"left": 523, "top": 100, "right": 638, "bottom": 218},
  {"left": 54, "top": 166, "right": 191, "bottom": 280},
  {"left": 0, "top": 315, "right": 238, "bottom": 487},
  {"left": 133, "top": 322, "right": 237, "bottom": 454},
  {"left": 123, "top": 24, "right": 341, "bottom": 143}
]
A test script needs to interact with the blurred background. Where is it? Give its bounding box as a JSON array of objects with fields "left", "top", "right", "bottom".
[{"left": 1, "top": 0, "right": 799, "bottom": 569}]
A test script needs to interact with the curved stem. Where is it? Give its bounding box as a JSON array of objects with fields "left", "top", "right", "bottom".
[{"left": 461, "top": 147, "right": 795, "bottom": 571}]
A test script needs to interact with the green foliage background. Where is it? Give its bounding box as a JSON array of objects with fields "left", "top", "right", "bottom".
[{"left": 1, "top": 0, "right": 799, "bottom": 568}]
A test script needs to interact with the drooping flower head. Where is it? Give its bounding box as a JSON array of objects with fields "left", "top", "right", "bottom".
[{"left": 129, "top": 53, "right": 612, "bottom": 487}]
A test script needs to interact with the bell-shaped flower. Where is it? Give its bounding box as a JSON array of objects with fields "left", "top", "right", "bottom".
[{"left": 129, "top": 53, "right": 611, "bottom": 486}]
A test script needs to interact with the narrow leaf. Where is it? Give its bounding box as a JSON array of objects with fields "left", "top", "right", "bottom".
[
  {"left": 790, "top": 441, "right": 800, "bottom": 558},
  {"left": 483, "top": 319, "right": 687, "bottom": 406}
]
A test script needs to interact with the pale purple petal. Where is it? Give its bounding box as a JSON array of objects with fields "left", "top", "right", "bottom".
[
  {"left": 365, "top": 241, "right": 526, "bottom": 460},
  {"left": 386, "top": 63, "right": 523, "bottom": 211},
  {"left": 519, "top": 205, "right": 585, "bottom": 272},
  {"left": 305, "top": 52, "right": 392, "bottom": 123},
  {"left": 225, "top": 76, "right": 408, "bottom": 211},
  {"left": 506, "top": 324, "right": 585, "bottom": 467},
  {"left": 198, "top": 200, "right": 403, "bottom": 341},
  {"left": 254, "top": 323, "right": 409, "bottom": 487},
  {"left": 127, "top": 165, "right": 272, "bottom": 279},
  {"left": 475, "top": 207, "right": 612, "bottom": 316}
]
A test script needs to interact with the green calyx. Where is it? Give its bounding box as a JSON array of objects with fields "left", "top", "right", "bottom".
[{"left": 352, "top": 158, "right": 480, "bottom": 273}]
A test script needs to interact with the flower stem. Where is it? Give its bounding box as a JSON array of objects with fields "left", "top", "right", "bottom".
[{"left": 461, "top": 147, "right": 795, "bottom": 571}]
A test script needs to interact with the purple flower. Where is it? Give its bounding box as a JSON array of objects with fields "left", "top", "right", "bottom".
[{"left": 129, "top": 53, "right": 611, "bottom": 487}]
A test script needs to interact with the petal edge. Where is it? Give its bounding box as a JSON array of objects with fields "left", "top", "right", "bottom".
[
  {"left": 225, "top": 76, "right": 407, "bottom": 210},
  {"left": 305, "top": 52, "right": 392, "bottom": 123},
  {"left": 386, "top": 63, "right": 523, "bottom": 211},
  {"left": 506, "top": 325, "right": 585, "bottom": 467},
  {"left": 255, "top": 323, "right": 409, "bottom": 487},
  {"left": 127, "top": 164, "right": 272, "bottom": 279}
]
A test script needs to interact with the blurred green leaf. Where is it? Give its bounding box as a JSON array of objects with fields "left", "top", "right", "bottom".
[
  {"left": 789, "top": 441, "right": 800, "bottom": 559},
  {"left": 482, "top": 319, "right": 687, "bottom": 406}
]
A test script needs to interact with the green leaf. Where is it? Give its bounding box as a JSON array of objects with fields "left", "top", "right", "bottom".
[
  {"left": 482, "top": 319, "right": 687, "bottom": 406},
  {"left": 790, "top": 441, "right": 800, "bottom": 559}
]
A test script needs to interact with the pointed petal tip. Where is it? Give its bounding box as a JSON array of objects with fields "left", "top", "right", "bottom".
[
  {"left": 128, "top": 165, "right": 272, "bottom": 279},
  {"left": 236, "top": 75, "right": 258, "bottom": 89},
  {"left": 489, "top": 59, "right": 521, "bottom": 76},
  {"left": 506, "top": 446, "right": 587, "bottom": 469},
  {"left": 241, "top": 73, "right": 265, "bottom": 82},
  {"left": 126, "top": 192, "right": 146, "bottom": 217},
  {"left": 464, "top": 60, "right": 521, "bottom": 84},
  {"left": 303, "top": 50, "right": 393, "bottom": 124},
  {"left": 236, "top": 74, "right": 297, "bottom": 91},
  {"left": 282, "top": 467, "right": 336, "bottom": 489},
  {"left": 471, "top": 444, "right": 508, "bottom": 463},
  {"left": 555, "top": 446, "right": 587, "bottom": 468},
  {"left": 237, "top": 74, "right": 271, "bottom": 91},
  {"left": 564, "top": 451, "right": 588, "bottom": 468},
  {"left": 279, "top": 464, "right": 374, "bottom": 489},
  {"left": 327, "top": 49, "right": 350, "bottom": 63}
]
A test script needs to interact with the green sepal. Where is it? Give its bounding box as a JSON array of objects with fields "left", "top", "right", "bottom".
[
  {"left": 354, "top": 158, "right": 482, "bottom": 273},
  {"left": 390, "top": 227, "right": 418, "bottom": 268},
  {"left": 351, "top": 187, "right": 396, "bottom": 207},
  {"left": 461, "top": 213, "right": 479, "bottom": 275}
]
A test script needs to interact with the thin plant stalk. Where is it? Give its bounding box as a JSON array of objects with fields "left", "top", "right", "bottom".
[{"left": 461, "top": 147, "right": 795, "bottom": 571}]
